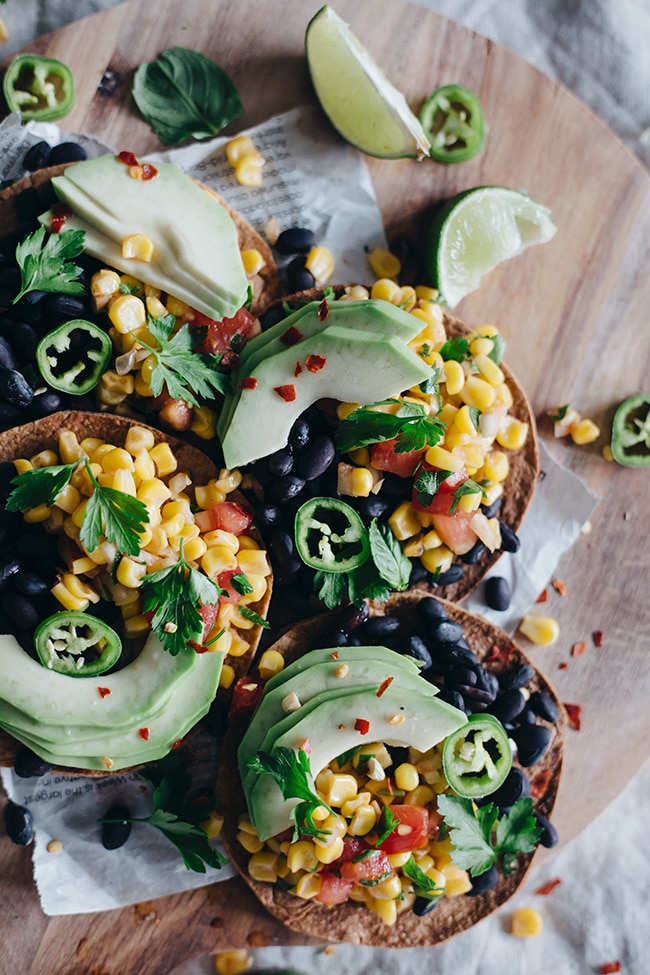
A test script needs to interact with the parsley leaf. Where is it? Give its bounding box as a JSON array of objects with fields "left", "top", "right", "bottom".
[
  {"left": 439, "top": 336, "right": 470, "bottom": 362},
  {"left": 437, "top": 794, "right": 542, "bottom": 877},
  {"left": 6, "top": 461, "right": 77, "bottom": 512},
  {"left": 402, "top": 854, "right": 445, "bottom": 899},
  {"left": 238, "top": 605, "right": 270, "bottom": 629},
  {"left": 413, "top": 467, "right": 451, "bottom": 507},
  {"left": 487, "top": 333, "right": 506, "bottom": 365},
  {"left": 80, "top": 459, "right": 149, "bottom": 557},
  {"left": 419, "top": 363, "right": 442, "bottom": 397},
  {"left": 141, "top": 543, "right": 223, "bottom": 655},
  {"left": 246, "top": 746, "right": 334, "bottom": 841},
  {"left": 550, "top": 404, "right": 570, "bottom": 423},
  {"left": 138, "top": 312, "right": 229, "bottom": 406},
  {"left": 374, "top": 805, "right": 400, "bottom": 846},
  {"left": 314, "top": 569, "right": 349, "bottom": 610},
  {"left": 230, "top": 572, "right": 253, "bottom": 596},
  {"left": 335, "top": 399, "right": 446, "bottom": 454},
  {"left": 448, "top": 478, "right": 486, "bottom": 514},
  {"left": 14, "top": 227, "right": 85, "bottom": 303},
  {"left": 368, "top": 519, "right": 411, "bottom": 590}
]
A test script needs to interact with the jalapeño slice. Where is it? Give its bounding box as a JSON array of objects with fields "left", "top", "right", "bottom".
[
  {"left": 36, "top": 319, "right": 112, "bottom": 395},
  {"left": 442, "top": 713, "right": 512, "bottom": 798},
  {"left": 420, "top": 84, "right": 485, "bottom": 163},
  {"left": 294, "top": 497, "right": 370, "bottom": 573},
  {"left": 35, "top": 611, "right": 122, "bottom": 677},
  {"left": 610, "top": 394, "right": 650, "bottom": 468},
  {"left": 3, "top": 54, "right": 75, "bottom": 123}
]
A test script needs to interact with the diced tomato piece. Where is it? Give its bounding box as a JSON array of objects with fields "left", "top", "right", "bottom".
[
  {"left": 315, "top": 869, "right": 353, "bottom": 904},
  {"left": 340, "top": 849, "right": 393, "bottom": 884},
  {"left": 157, "top": 397, "right": 192, "bottom": 431},
  {"left": 431, "top": 509, "right": 478, "bottom": 555},
  {"left": 428, "top": 807, "right": 444, "bottom": 840},
  {"left": 217, "top": 567, "right": 243, "bottom": 604},
  {"left": 333, "top": 836, "right": 369, "bottom": 864},
  {"left": 370, "top": 439, "right": 425, "bottom": 477},
  {"left": 378, "top": 805, "right": 429, "bottom": 854},
  {"left": 411, "top": 465, "right": 469, "bottom": 514},
  {"left": 229, "top": 675, "right": 265, "bottom": 716},
  {"left": 195, "top": 501, "right": 252, "bottom": 536},
  {"left": 194, "top": 307, "right": 258, "bottom": 356},
  {"left": 188, "top": 603, "right": 220, "bottom": 652}
]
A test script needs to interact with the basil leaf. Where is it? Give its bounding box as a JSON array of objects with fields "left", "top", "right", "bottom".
[
  {"left": 368, "top": 519, "right": 411, "bottom": 591},
  {"left": 132, "top": 47, "right": 242, "bottom": 146}
]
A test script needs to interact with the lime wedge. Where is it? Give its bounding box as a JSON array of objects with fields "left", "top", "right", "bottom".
[
  {"left": 425, "top": 186, "right": 557, "bottom": 307},
  {"left": 305, "top": 5, "right": 431, "bottom": 160}
]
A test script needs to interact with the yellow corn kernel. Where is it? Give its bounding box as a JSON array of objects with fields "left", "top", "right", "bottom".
[
  {"left": 348, "top": 804, "right": 378, "bottom": 836},
  {"left": 442, "top": 359, "right": 465, "bottom": 396},
  {"left": 59, "top": 431, "right": 85, "bottom": 464},
  {"left": 120, "top": 599, "right": 141, "bottom": 621},
  {"left": 108, "top": 293, "right": 147, "bottom": 334},
  {"left": 214, "top": 949, "right": 253, "bottom": 975},
  {"left": 305, "top": 246, "right": 335, "bottom": 285},
  {"left": 469, "top": 335, "right": 494, "bottom": 357},
  {"left": 452, "top": 404, "right": 479, "bottom": 437},
  {"left": 456, "top": 489, "right": 482, "bottom": 513},
  {"left": 511, "top": 906, "right": 544, "bottom": 938},
  {"left": 164, "top": 295, "right": 189, "bottom": 318},
  {"left": 227, "top": 135, "right": 263, "bottom": 167},
  {"left": 368, "top": 247, "right": 401, "bottom": 280},
  {"left": 425, "top": 444, "right": 464, "bottom": 473},
  {"left": 101, "top": 447, "right": 135, "bottom": 474},
  {"left": 202, "top": 545, "right": 239, "bottom": 578},
  {"left": 474, "top": 353, "right": 505, "bottom": 387},
  {"left": 392, "top": 285, "right": 417, "bottom": 311},
  {"left": 483, "top": 450, "right": 510, "bottom": 483},
  {"left": 370, "top": 278, "right": 400, "bottom": 302},
  {"left": 200, "top": 810, "right": 224, "bottom": 840},
  {"left": 13, "top": 458, "right": 33, "bottom": 474},
  {"left": 602, "top": 444, "right": 614, "bottom": 462},
  {"left": 118, "top": 274, "right": 143, "bottom": 296},
  {"left": 87, "top": 443, "right": 111, "bottom": 466},
  {"left": 146, "top": 527, "right": 169, "bottom": 556},
  {"left": 294, "top": 872, "right": 322, "bottom": 900},
  {"left": 416, "top": 285, "right": 439, "bottom": 302},
  {"left": 123, "top": 613, "right": 151, "bottom": 639},
  {"left": 149, "top": 442, "right": 177, "bottom": 478},
  {"left": 388, "top": 850, "right": 413, "bottom": 869},
  {"left": 241, "top": 248, "right": 266, "bottom": 278},
  {"left": 97, "top": 370, "right": 135, "bottom": 405},
  {"left": 341, "top": 284, "right": 370, "bottom": 301},
  {"left": 56, "top": 573, "right": 100, "bottom": 607},
  {"left": 460, "top": 375, "right": 496, "bottom": 411},
  {"left": 410, "top": 308, "right": 446, "bottom": 343},
  {"left": 219, "top": 663, "right": 236, "bottom": 689},
  {"left": 570, "top": 418, "right": 600, "bottom": 445},
  {"left": 348, "top": 446, "right": 370, "bottom": 466},
  {"left": 497, "top": 416, "right": 530, "bottom": 451},
  {"left": 90, "top": 269, "right": 121, "bottom": 310},
  {"left": 202, "top": 529, "right": 239, "bottom": 552},
  {"left": 191, "top": 405, "right": 218, "bottom": 440},
  {"left": 420, "top": 546, "right": 453, "bottom": 574},
  {"left": 70, "top": 498, "right": 89, "bottom": 529},
  {"left": 352, "top": 742, "right": 392, "bottom": 770},
  {"left": 388, "top": 501, "right": 421, "bottom": 541},
  {"left": 403, "top": 784, "right": 435, "bottom": 807},
  {"left": 366, "top": 896, "right": 397, "bottom": 926},
  {"left": 216, "top": 468, "right": 243, "bottom": 493},
  {"left": 257, "top": 649, "right": 285, "bottom": 680},
  {"left": 475, "top": 323, "right": 499, "bottom": 339},
  {"left": 116, "top": 557, "right": 147, "bottom": 589},
  {"left": 314, "top": 836, "right": 344, "bottom": 864},
  {"left": 237, "top": 549, "right": 270, "bottom": 576},
  {"left": 320, "top": 772, "right": 359, "bottom": 807},
  {"left": 348, "top": 466, "right": 375, "bottom": 498},
  {"left": 247, "top": 850, "right": 279, "bottom": 883},
  {"left": 441, "top": 863, "right": 472, "bottom": 896},
  {"left": 394, "top": 763, "right": 420, "bottom": 792},
  {"left": 437, "top": 404, "right": 459, "bottom": 430},
  {"left": 138, "top": 352, "right": 158, "bottom": 384},
  {"left": 403, "top": 535, "right": 424, "bottom": 558},
  {"left": 131, "top": 448, "right": 155, "bottom": 483},
  {"left": 234, "top": 157, "right": 263, "bottom": 186},
  {"left": 182, "top": 536, "right": 208, "bottom": 562},
  {"left": 24, "top": 503, "right": 51, "bottom": 524},
  {"left": 519, "top": 614, "right": 560, "bottom": 646},
  {"left": 30, "top": 449, "right": 58, "bottom": 469},
  {"left": 337, "top": 401, "right": 362, "bottom": 421},
  {"left": 122, "top": 233, "right": 154, "bottom": 262},
  {"left": 236, "top": 828, "right": 264, "bottom": 854},
  {"left": 482, "top": 481, "right": 504, "bottom": 507},
  {"left": 371, "top": 873, "right": 403, "bottom": 901},
  {"left": 137, "top": 478, "right": 172, "bottom": 507},
  {"left": 493, "top": 381, "right": 514, "bottom": 409},
  {"left": 287, "top": 840, "right": 319, "bottom": 873},
  {"left": 422, "top": 529, "right": 442, "bottom": 550},
  {"left": 69, "top": 555, "right": 97, "bottom": 575},
  {"left": 142, "top": 295, "right": 167, "bottom": 322}
]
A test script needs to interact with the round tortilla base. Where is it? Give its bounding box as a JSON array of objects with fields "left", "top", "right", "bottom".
[
  {"left": 0, "top": 411, "right": 272, "bottom": 775},
  {"left": 0, "top": 163, "right": 281, "bottom": 315},
  {"left": 257, "top": 288, "right": 539, "bottom": 606},
  {"left": 217, "top": 590, "right": 565, "bottom": 948}
]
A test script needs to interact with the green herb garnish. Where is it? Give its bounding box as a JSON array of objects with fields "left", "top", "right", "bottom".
[
  {"left": 229, "top": 572, "right": 253, "bottom": 596},
  {"left": 335, "top": 398, "right": 446, "bottom": 454},
  {"left": 374, "top": 805, "right": 400, "bottom": 846},
  {"left": 448, "top": 478, "right": 485, "bottom": 514},
  {"left": 138, "top": 312, "right": 230, "bottom": 406},
  {"left": 437, "top": 794, "right": 542, "bottom": 876},
  {"left": 403, "top": 854, "right": 445, "bottom": 900},
  {"left": 14, "top": 227, "right": 85, "bottom": 303},
  {"left": 238, "top": 605, "right": 271, "bottom": 629},
  {"left": 413, "top": 467, "right": 451, "bottom": 508},
  {"left": 487, "top": 333, "right": 506, "bottom": 365},
  {"left": 368, "top": 518, "right": 411, "bottom": 590},
  {"left": 439, "top": 336, "right": 470, "bottom": 362},
  {"left": 550, "top": 404, "right": 570, "bottom": 423},
  {"left": 246, "top": 746, "right": 334, "bottom": 841}
]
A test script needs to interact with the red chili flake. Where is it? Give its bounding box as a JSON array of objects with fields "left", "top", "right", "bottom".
[
  {"left": 354, "top": 717, "right": 370, "bottom": 735},
  {"left": 536, "top": 588, "right": 548, "bottom": 603},
  {"left": 273, "top": 384, "right": 296, "bottom": 401},
  {"left": 571, "top": 641, "right": 587, "bottom": 657},
  {"left": 294, "top": 361, "right": 303, "bottom": 377},
  {"left": 593, "top": 630, "right": 604, "bottom": 648},
  {"left": 171, "top": 739, "right": 183, "bottom": 750},
  {"left": 600, "top": 963, "right": 622, "bottom": 974},
  {"left": 117, "top": 150, "right": 139, "bottom": 166},
  {"left": 49, "top": 202, "right": 73, "bottom": 233},
  {"left": 305, "top": 354, "right": 327, "bottom": 373},
  {"left": 239, "top": 376, "right": 258, "bottom": 390},
  {"left": 552, "top": 578, "right": 567, "bottom": 596},
  {"left": 535, "top": 877, "right": 562, "bottom": 895},
  {"left": 484, "top": 644, "right": 513, "bottom": 665},
  {"left": 97, "top": 686, "right": 111, "bottom": 699},
  {"left": 318, "top": 298, "right": 330, "bottom": 321},
  {"left": 376, "top": 676, "right": 394, "bottom": 698},
  {"left": 299, "top": 738, "right": 312, "bottom": 754},
  {"left": 140, "top": 162, "right": 158, "bottom": 180},
  {"left": 330, "top": 651, "right": 339, "bottom": 660},
  {"left": 138, "top": 727, "right": 150, "bottom": 741},
  {"left": 530, "top": 769, "right": 552, "bottom": 798},
  {"left": 558, "top": 661, "right": 569, "bottom": 670},
  {"left": 564, "top": 702, "right": 582, "bottom": 730},
  {"left": 280, "top": 326, "right": 303, "bottom": 346}
]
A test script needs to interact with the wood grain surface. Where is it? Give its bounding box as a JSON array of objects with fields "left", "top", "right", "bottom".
[{"left": 1, "top": 0, "right": 649, "bottom": 971}]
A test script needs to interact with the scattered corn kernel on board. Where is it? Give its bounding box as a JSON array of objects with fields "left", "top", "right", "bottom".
[{"left": 1, "top": 0, "right": 649, "bottom": 971}]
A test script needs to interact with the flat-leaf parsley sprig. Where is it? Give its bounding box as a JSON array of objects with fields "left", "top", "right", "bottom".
[
  {"left": 335, "top": 398, "right": 446, "bottom": 454},
  {"left": 437, "top": 794, "right": 542, "bottom": 876},
  {"left": 13, "top": 226, "right": 86, "bottom": 303},
  {"left": 138, "top": 311, "right": 230, "bottom": 405},
  {"left": 246, "top": 746, "right": 335, "bottom": 841}
]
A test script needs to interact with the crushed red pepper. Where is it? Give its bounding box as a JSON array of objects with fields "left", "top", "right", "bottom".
[
  {"left": 552, "top": 578, "right": 568, "bottom": 596},
  {"left": 593, "top": 630, "right": 604, "bottom": 648},
  {"left": 530, "top": 769, "right": 552, "bottom": 798},
  {"left": 318, "top": 298, "right": 329, "bottom": 321},
  {"left": 536, "top": 588, "right": 548, "bottom": 603},
  {"left": 49, "top": 202, "right": 73, "bottom": 233},
  {"left": 600, "top": 964, "right": 622, "bottom": 974},
  {"left": 294, "top": 361, "right": 303, "bottom": 377},
  {"left": 97, "top": 686, "right": 111, "bottom": 699},
  {"left": 564, "top": 702, "right": 582, "bottom": 730},
  {"left": 117, "top": 150, "right": 139, "bottom": 166},
  {"left": 280, "top": 326, "right": 303, "bottom": 346},
  {"left": 484, "top": 644, "right": 513, "bottom": 665},
  {"left": 535, "top": 877, "right": 562, "bottom": 895},
  {"left": 273, "top": 384, "right": 296, "bottom": 401},
  {"left": 305, "top": 354, "right": 327, "bottom": 373},
  {"left": 138, "top": 727, "right": 150, "bottom": 741},
  {"left": 571, "top": 641, "right": 587, "bottom": 657},
  {"left": 239, "top": 376, "right": 258, "bottom": 390},
  {"left": 354, "top": 717, "right": 370, "bottom": 735},
  {"left": 376, "top": 676, "right": 394, "bottom": 698}
]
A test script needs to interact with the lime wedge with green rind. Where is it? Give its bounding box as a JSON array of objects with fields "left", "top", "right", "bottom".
[
  {"left": 305, "top": 5, "right": 431, "bottom": 160},
  {"left": 425, "top": 186, "right": 557, "bottom": 308}
]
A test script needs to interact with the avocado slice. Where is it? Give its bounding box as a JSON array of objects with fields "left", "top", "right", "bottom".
[
  {"left": 246, "top": 683, "right": 467, "bottom": 840},
  {"left": 220, "top": 325, "right": 432, "bottom": 468},
  {"left": 263, "top": 645, "right": 423, "bottom": 693}
]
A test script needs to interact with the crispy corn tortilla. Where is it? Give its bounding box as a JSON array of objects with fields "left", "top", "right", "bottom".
[
  {"left": 217, "top": 590, "right": 564, "bottom": 948},
  {"left": 0, "top": 163, "right": 281, "bottom": 314},
  {"left": 0, "top": 411, "right": 272, "bottom": 775},
  {"left": 258, "top": 287, "right": 539, "bottom": 604}
]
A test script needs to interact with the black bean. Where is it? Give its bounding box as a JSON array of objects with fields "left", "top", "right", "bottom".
[
  {"left": 488, "top": 688, "right": 526, "bottom": 723},
  {"left": 9, "top": 322, "right": 39, "bottom": 363},
  {"left": 47, "top": 142, "right": 88, "bottom": 166},
  {"left": 528, "top": 690, "right": 559, "bottom": 723},
  {"left": 203, "top": 698, "right": 229, "bottom": 739},
  {"left": 432, "top": 564, "right": 465, "bottom": 586},
  {"left": 1, "top": 591, "right": 40, "bottom": 630},
  {"left": 275, "top": 226, "right": 316, "bottom": 255},
  {"left": 467, "top": 864, "right": 499, "bottom": 896},
  {"left": 0, "top": 555, "right": 21, "bottom": 590},
  {"left": 0, "top": 336, "right": 17, "bottom": 371},
  {"left": 0, "top": 368, "right": 33, "bottom": 407},
  {"left": 473, "top": 666, "right": 499, "bottom": 697},
  {"left": 13, "top": 747, "right": 53, "bottom": 778},
  {"left": 436, "top": 686, "right": 466, "bottom": 710},
  {"left": 318, "top": 626, "right": 350, "bottom": 648},
  {"left": 339, "top": 601, "right": 369, "bottom": 631},
  {"left": 412, "top": 894, "right": 442, "bottom": 916},
  {"left": 437, "top": 641, "right": 478, "bottom": 668},
  {"left": 23, "top": 141, "right": 52, "bottom": 172},
  {"left": 271, "top": 474, "right": 306, "bottom": 503},
  {"left": 429, "top": 618, "right": 465, "bottom": 647},
  {"left": 267, "top": 447, "right": 294, "bottom": 477},
  {"left": 13, "top": 291, "right": 47, "bottom": 327},
  {"left": 296, "top": 435, "right": 335, "bottom": 480},
  {"left": 511, "top": 723, "right": 552, "bottom": 766},
  {"left": 101, "top": 804, "right": 132, "bottom": 850},
  {"left": 485, "top": 576, "right": 510, "bottom": 611},
  {"left": 355, "top": 494, "right": 391, "bottom": 521},
  {"left": 499, "top": 663, "right": 536, "bottom": 691},
  {"left": 13, "top": 570, "right": 50, "bottom": 598},
  {"left": 4, "top": 801, "right": 34, "bottom": 845},
  {"left": 29, "top": 390, "right": 64, "bottom": 418},
  {"left": 254, "top": 503, "right": 282, "bottom": 528},
  {"left": 44, "top": 293, "right": 88, "bottom": 320},
  {"left": 416, "top": 596, "right": 448, "bottom": 624},
  {"left": 499, "top": 522, "right": 521, "bottom": 553},
  {"left": 535, "top": 813, "right": 559, "bottom": 848},
  {"left": 488, "top": 767, "right": 531, "bottom": 808},
  {"left": 355, "top": 615, "right": 402, "bottom": 642},
  {"left": 449, "top": 666, "right": 477, "bottom": 688},
  {"left": 408, "top": 558, "right": 428, "bottom": 584},
  {"left": 457, "top": 684, "right": 494, "bottom": 710},
  {"left": 0, "top": 233, "right": 17, "bottom": 268},
  {"left": 285, "top": 257, "right": 315, "bottom": 292},
  {"left": 460, "top": 540, "right": 487, "bottom": 565},
  {"left": 288, "top": 416, "right": 312, "bottom": 451},
  {"left": 269, "top": 527, "right": 301, "bottom": 574},
  {"left": 405, "top": 633, "right": 432, "bottom": 669},
  {"left": 481, "top": 497, "right": 503, "bottom": 519}
]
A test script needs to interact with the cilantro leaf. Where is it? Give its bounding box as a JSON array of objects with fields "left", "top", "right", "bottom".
[
  {"left": 439, "top": 336, "right": 470, "bottom": 362},
  {"left": 368, "top": 518, "right": 411, "bottom": 590},
  {"left": 413, "top": 467, "right": 451, "bottom": 507},
  {"left": 80, "top": 459, "right": 149, "bottom": 557},
  {"left": 403, "top": 854, "right": 445, "bottom": 900},
  {"left": 238, "top": 605, "right": 270, "bottom": 629},
  {"left": 550, "top": 404, "right": 570, "bottom": 423},
  {"left": 314, "top": 569, "right": 348, "bottom": 609},
  {"left": 139, "top": 312, "right": 229, "bottom": 406},
  {"left": 335, "top": 399, "right": 445, "bottom": 454},
  {"left": 14, "top": 227, "right": 85, "bottom": 303},
  {"left": 448, "top": 478, "right": 485, "bottom": 514},
  {"left": 230, "top": 572, "right": 253, "bottom": 596},
  {"left": 467, "top": 406, "right": 482, "bottom": 431},
  {"left": 374, "top": 805, "right": 400, "bottom": 846},
  {"left": 487, "top": 333, "right": 506, "bottom": 365},
  {"left": 438, "top": 794, "right": 542, "bottom": 877},
  {"left": 495, "top": 799, "right": 542, "bottom": 873},
  {"left": 246, "top": 746, "right": 334, "bottom": 841},
  {"left": 419, "top": 363, "right": 442, "bottom": 397},
  {"left": 6, "top": 461, "right": 77, "bottom": 512}
]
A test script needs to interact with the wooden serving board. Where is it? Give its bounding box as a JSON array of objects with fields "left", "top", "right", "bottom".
[{"left": 1, "top": 0, "right": 649, "bottom": 971}]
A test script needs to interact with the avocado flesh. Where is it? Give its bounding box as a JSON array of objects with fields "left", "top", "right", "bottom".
[
  {"left": 247, "top": 684, "right": 467, "bottom": 840},
  {"left": 220, "top": 325, "right": 431, "bottom": 468},
  {"left": 263, "top": 646, "right": 423, "bottom": 693},
  {"left": 49, "top": 154, "right": 249, "bottom": 320}
]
